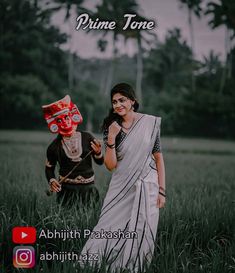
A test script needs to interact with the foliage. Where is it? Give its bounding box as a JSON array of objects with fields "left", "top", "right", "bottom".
[
  {"left": 142, "top": 28, "right": 235, "bottom": 138},
  {"left": 206, "top": 0, "right": 235, "bottom": 37},
  {"left": 0, "top": 74, "right": 55, "bottom": 129},
  {"left": 178, "top": 0, "right": 202, "bottom": 17},
  {"left": 144, "top": 28, "right": 193, "bottom": 93},
  {"left": 0, "top": 0, "right": 235, "bottom": 139},
  {"left": 0, "top": 0, "right": 68, "bottom": 93},
  {"left": 70, "top": 81, "right": 108, "bottom": 132},
  {"left": 53, "top": 0, "right": 86, "bottom": 20}
]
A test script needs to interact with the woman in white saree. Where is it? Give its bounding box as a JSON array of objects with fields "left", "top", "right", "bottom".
[{"left": 80, "top": 83, "right": 166, "bottom": 272}]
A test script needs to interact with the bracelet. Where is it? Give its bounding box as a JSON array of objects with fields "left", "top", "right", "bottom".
[
  {"left": 159, "top": 186, "right": 165, "bottom": 192},
  {"left": 49, "top": 178, "right": 57, "bottom": 186},
  {"left": 159, "top": 191, "right": 166, "bottom": 198},
  {"left": 106, "top": 143, "right": 115, "bottom": 149},
  {"left": 94, "top": 153, "right": 103, "bottom": 159}
]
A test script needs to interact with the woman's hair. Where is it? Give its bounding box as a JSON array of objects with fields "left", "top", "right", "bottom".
[{"left": 102, "top": 83, "right": 139, "bottom": 131}]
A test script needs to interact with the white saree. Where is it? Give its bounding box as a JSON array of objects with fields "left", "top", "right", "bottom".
[{"left": 81, "top": 114, "right": 161, "bottom": 272}]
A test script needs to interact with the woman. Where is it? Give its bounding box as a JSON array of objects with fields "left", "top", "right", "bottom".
[
  {"left": 42, "top": 95, "right": 103, "bottom": 208},
  {"left": 80, "top": 83, "right": 165, "bottom": 272}
]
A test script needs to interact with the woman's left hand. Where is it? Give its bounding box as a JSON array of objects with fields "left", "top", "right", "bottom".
[
  {"left": 157, "top": 195, "right": 165, "bottom": 208},
  {"left": 91, "top": 139, "right": 102, "bottom": 155}
]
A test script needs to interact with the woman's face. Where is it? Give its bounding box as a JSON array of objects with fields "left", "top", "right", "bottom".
[{"left": 112, "top": 93, "right": 134, "bottom": 116}]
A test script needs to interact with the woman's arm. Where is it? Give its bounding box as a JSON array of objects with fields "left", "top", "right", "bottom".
[
  {"left": 104, "top": 122, "right": 121, "bottom": 171},
  {"left": 153, "top": 152, "right": 166, "bottom": 208},
  {"left": 104, "top": 135, "right": 117, "bottom": 170}
]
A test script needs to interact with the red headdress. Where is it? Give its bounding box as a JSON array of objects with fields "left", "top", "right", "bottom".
[{"left": 42, "top": 95, "right": 83, "bottom": 135}]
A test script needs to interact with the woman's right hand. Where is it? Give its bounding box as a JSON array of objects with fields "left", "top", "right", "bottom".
[{"left": 108, "top": 121, "right": 122, "bottom": 139}]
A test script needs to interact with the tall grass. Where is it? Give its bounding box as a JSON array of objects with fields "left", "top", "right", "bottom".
[{"left": 0, "top": 131, "right": 234, "bottom": 273}]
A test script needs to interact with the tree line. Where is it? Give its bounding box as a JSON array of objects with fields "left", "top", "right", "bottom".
[{"left": 0, "top": 0, "right": 235, "bottom": 138}]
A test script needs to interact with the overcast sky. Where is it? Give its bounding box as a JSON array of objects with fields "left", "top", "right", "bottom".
[{"left": 52, "top": 0, "right": 225, "bottom": 61}]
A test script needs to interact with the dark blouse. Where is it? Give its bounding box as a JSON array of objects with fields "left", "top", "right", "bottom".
[
  {"left": 45, "top": 131, "right": 103, "bottom": 183},
  {"left": 103, "top": 128, "right": 162, "bottom": 153}
]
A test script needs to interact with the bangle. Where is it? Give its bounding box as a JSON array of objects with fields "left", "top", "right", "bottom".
[
  {"left": 159, "top": 186, "right": 165, "bottom": 192},
  {"left": 49, "top": 178, "right": 57, "bottom": 186},
  {"left": 159, "top": 191, "right": 166, "bottom": 198},
  {"left": 107, "top": 143, "right": 115, "bottom": 149},
  {"left": 94, "top": 153, "right": 103, "bottom": 159}
]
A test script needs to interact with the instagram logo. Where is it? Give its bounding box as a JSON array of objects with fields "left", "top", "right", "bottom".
[{"left": 13, "top": 246, "right": 35, "bottom": 268}]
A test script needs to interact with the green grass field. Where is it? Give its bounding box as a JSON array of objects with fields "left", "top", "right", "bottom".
[{"left": 0, "top": 130, "right": 234, "bottom": 273}]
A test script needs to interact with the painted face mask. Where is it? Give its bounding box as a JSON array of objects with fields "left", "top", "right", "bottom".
[{"left": 42, "top": 95, "right": 83, "bottom": 136}]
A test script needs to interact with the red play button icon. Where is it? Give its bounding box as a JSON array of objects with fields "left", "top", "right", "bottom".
[{"left": 12, "top": 227, "right": 36, "bottom": 244}]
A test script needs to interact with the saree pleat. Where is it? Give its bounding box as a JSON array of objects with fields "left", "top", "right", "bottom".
[{"left": 80, "top": 114, "right": 161, "bottom": 272}]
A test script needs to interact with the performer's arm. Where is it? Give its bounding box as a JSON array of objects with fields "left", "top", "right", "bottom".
[
  {"left": 104, "top": 122, "right": 121, "bottom": 171},
  {"left": 45, "top": 145, "right": 57, "bottom": 182},
  {"left": 45, "top": 143, "right": 61, "bottom": 192},
  {"left": 90, "top": 138, "right": 104, "bottom": 165}
]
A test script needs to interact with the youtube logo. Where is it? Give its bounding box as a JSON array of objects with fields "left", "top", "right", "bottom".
[{"left": 12, "top": 227, "right": 36, "bottom": 244}]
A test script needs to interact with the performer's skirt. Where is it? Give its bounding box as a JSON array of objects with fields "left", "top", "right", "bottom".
[{"left": 56, "top": 182, "right": 99, "bottom": 208}]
